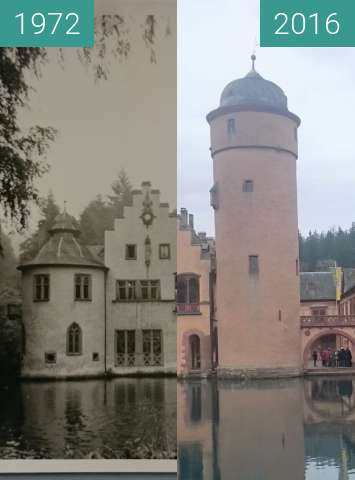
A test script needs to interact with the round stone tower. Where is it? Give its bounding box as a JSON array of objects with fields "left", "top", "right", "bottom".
[
  {"left": 18, "top": 211, "right": 107, "bottom": 378},
  {"left": 207, "top": 56, "right": 302, "bottom": 378}
]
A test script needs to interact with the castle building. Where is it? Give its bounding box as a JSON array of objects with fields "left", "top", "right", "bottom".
[
  {"left": 207, "top": 56, "right": 302, "bottom": 378},
  {"left": 339, "top": 269, "right": 355, "bottom": 316},
  {"left": 18, "top": 182, "right": 176, "bottom": 378},
  {"left": 177, "top": 208, "right": 214, "bottom": 377},
  {"left": 18, "top": 213, "right": 107, "bottom": 378},
  {"left": 105, "top": 182, "right": 176, "bottom": 375},
  {"left": 300, "top": 272, "right": 338, "bottom": 318}
]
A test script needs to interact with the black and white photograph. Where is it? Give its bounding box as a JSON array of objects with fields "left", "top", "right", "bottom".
[{"left": 0, "top": 0, "right": 177, "bottom": 469}]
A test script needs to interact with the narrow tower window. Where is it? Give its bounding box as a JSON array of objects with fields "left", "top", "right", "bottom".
[
  {"left": 243, "top": 180, "right": 254, "bottom": 193},
  {"left": 67, "top": 323, "right": 82, "bottom": 355},
  {"left": 249, "top": 255, "right": 259, "bottom": 274},
  {"left": 227, "top": 118, "right": 236, "bottom": 135},
  {"left": 34, "top": 274, "right": 50, "bottom": 301},
  {"left": 210, "top": 183, "right": 219, "bottom": 210},
  {"left": 75, "top": 274, "right": 91, "bottom": 301}
]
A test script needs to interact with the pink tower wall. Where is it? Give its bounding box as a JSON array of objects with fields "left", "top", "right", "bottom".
[{"left": 209, "top": 110, "right": 302, "bottom": 377}]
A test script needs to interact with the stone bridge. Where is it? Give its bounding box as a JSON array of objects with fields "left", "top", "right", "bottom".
[{"left": 301, "top": 315, "right": 355, "bottom": 368}]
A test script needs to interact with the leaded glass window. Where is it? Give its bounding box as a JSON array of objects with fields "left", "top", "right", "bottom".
[
  {"left": 67, "top": 323, "right": 82, "bottom": 355},
  {"left": 176, "top": 274, "right": 200, "bottom": 314},
  {"left": 75, "top": 274, "right": 91, "bottom": 301},
  {"left": 142, "top": 329, "right": 163, "bottom": 366},
  {"left": 116, "top": 330, "right": 136, "bottom": 366},
  {"left": 34, "top": 275, "right": 50, "bottom": 301}
]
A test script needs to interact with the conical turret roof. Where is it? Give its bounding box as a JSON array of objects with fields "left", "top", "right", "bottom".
[{"left": 18, "top": 211, "right": 107, "bottom": 271}]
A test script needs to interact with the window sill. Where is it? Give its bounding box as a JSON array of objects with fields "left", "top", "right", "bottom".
[
  {"left": 112, "top": 299, "right": 161, "bottom": 303},
  {"left": 66, "top": 353, "right": 83, "bottom": 357},
  {"left": 33, "top": 299, "right": 50, "bottom": 303},
  {"left": 74, "top": 299, "right": 92, "bottom": 302},
  {"left": 177, "top": 312, "right": 202, "bottom": 316}
]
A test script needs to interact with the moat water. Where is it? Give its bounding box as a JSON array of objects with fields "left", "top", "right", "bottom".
[
  {"left": 0, "top": 377, "right": 176, "bottom": 459},
  {"left": 178, "top": 376, "right": 355, "bottom": 480}
]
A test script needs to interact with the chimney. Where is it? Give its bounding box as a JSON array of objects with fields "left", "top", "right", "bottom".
[
  {"left": 180, "top": 208, "right": 188, "bottom": 226},
  {"left": 189, "top": 214, "right": 194, "bottom": 229}
]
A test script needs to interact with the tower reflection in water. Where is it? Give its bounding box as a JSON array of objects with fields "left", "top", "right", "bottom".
[{"left": 178, "top": 377, "right": 355, "bottom": 480}]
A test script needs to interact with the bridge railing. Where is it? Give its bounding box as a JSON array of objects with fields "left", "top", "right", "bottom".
[{"left": 300, "top": 315, "right": 355, "bottom": 328}]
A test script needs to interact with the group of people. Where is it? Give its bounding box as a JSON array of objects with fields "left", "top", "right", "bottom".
[{"left": 312, "top": 347, "right": 353, "bottom": 368}]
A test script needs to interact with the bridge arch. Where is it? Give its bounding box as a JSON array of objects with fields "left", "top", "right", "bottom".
[
  {"left": 302, "top": 328, "right": 355, "bottom": 368},
  {"left": 304, "top": 377, "right": 355, "bottom": 421}
]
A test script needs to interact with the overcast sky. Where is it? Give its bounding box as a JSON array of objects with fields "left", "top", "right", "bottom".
[{"left": 178, "top": 0, "right": 355, "bottom": 236}]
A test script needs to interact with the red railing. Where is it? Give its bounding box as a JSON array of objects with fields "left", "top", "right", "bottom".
[
  {"left": 176, "top": 303, "right": 200, "bottom": 314},
  {"left": 300, "top": 315, "right": 355, "bottom": 328}
]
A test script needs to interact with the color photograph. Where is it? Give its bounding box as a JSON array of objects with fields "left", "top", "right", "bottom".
[{"left": 178, "top": 0, "right": 355, "bottom": 478}]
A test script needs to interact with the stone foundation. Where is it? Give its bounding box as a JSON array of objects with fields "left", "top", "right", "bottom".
[
  {"left": 217, "top": 367, "right": 303, "bottom": 380},
  {"left": 178, "top": 371, "right": 212, "bottom": 380}
]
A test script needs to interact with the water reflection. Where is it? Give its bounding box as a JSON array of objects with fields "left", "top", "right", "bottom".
[
  {"left": 178, "top": 377, "right": 355, "bottom": 479},
  {"left": 0, "top": 378, "right": 176, "bottom": 459}
]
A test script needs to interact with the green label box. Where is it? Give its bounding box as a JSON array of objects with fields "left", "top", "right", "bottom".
[
  {"left": 260, "top": 0, "right": 355, "bottom": 47},
  {"left": 0, "top": 0, "right": 94, "bottom": 47}
]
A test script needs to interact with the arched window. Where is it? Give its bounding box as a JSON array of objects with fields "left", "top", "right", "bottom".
[
  {"left": 176, "top": 274, "right": 200, "bottom": 314},
  {"left": 67, "top": 323, "right": 82, "bottom": 355}
]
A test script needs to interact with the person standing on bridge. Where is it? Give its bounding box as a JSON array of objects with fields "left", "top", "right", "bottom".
[
  {"left": 345, "top": 347, "right": 352, "bottom": 367},
  {"left": 312, "top": 350, "right": 318, "bottom": 367},
  {"left": 339, "top": 347, "right": 346, "bottom": 367},
  {"left": 327, "top": 348, "right": 334, "bottom": 367},
  {"left": 320, "top": 350, "right": 327, "bottom": 367}
]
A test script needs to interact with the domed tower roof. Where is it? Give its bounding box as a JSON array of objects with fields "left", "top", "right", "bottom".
[
  {"left": 18, "top": 210, "right": 107, "bottom": 271},
  {"left": 207, "top": 55, "right": 300, "bottom": 125},
  {"left": 48, "top": 211, "right": 81, "bottom": 236}
]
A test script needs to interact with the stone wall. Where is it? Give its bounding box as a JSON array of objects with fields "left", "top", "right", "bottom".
[
  {"left": 21, "top": 266, "right": 106, "bottom": 378},
  {"left": 105, "top": 183, "right": 177, "bottom": 375}
]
